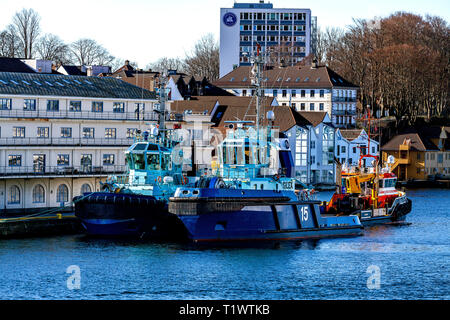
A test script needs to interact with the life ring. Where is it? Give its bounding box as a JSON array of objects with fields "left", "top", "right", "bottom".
[
  {"left": 157, "top": 176, "right": 162, "bottom": 183},
  {"left": 274, "top": 174, "right": 280, "bottom": 181}
]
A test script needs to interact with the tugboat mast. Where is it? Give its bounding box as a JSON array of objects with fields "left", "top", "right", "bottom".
[
  {"left": 250, "top": 44, "right": 264, "bottom": 144},
  {"left": 155, "top": 73, "right": 168, "bottom": 144}
]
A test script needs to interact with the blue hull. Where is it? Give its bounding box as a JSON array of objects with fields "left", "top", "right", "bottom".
[
  {"left": 177, "top": 212, "right": 363, "bottom": 243},
  {"left": 169, "top": 189, "right": 364, "bottom": 243},
  {"left": 74, "top": 193, "right": 186, "bottom": 239},
  {"left": 80, "top": 219, "right": 139, "bottom": 237}
]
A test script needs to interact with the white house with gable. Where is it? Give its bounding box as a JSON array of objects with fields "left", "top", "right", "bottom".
[{"left": 335, "top": 129, "right": 380, "bottom": 168}]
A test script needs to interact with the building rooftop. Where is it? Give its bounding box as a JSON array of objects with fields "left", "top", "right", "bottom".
[
  {"left": 213, "top": 65, "right": 358, "bottom": 89},
  {"left": 340, "top": 129, "right": 365, "bottom": 141},
  {"left": 59, "top": 65, "right": 87, "bottom": 76},
  {"left": 233, "top": 2, "right": 274, "bottom": 9},
  {"left": 0, "top": 72, "right": 156, "bottom": 100},
  {"left": 382, "top": 133, "right": 440, "bottom": 152},
  {"left": 0, "top": 58, "right": 35, "bottom": 74}
]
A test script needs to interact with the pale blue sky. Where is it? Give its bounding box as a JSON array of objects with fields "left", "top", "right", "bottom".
[{"left": 0, "top": 0, "right": 448, "bottom": 67}]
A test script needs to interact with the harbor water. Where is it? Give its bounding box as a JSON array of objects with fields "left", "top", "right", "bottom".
[{"left": 0, "top": 188, "right": 448, "bottom": 300}]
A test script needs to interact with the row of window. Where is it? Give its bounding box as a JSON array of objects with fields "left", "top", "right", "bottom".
[
  {"left": 0, "top": 98, "right": 145, "bottom": 113},
  {"left": 241, "top": 89, "right": 326, "bottom": 98},
  {"left": 240, "top": 24, "right": 306, "bottom": 32},
  {"left": 334, "top": 104, "right": 356, "bottom": 111},
  {"left": 240, "top": 55, "right": 304, "bottom": 64},
  {"left": 7, "top": 154, "right": 116, "bottom": 167},
  {"left": 291, "top": 103, "right": 325, "bottom": 111},
  {"left": 6, "top": 127, "right": 138, "bottom": 139},
  {"left": 335, "top": 116, "right": 355, "bottom": 125},
  {"left": 240, "top": 45, "right": 305, "bottom": 54},
  {"left": 7, "top": 183, "right": 91, "bottom": 205},
  {"left": 426, "top": 152, "right": 450, "bottom": 163},
  {"left": 336, "top": 145, "right": 379, "bottom": 155},
  {"left": 333, "top": 90, "right": 356, "bottom": 98},
  {"left": 241, "top": 35, "right": 306, "bottom": 42},
  {"left": 240, "top": 12, "right": 307, "bottom": 21},
  {"left": 424, "top": 167, "right": 450, "bottom": 174}
]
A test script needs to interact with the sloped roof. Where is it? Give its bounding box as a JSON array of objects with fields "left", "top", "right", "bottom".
[
  {"left": 340, "top": 129, "right": 363, "bottom": 141},
  {"left": 190, "top": 95, "right": 275, "bottom": 107},
  {"left": 298, "top": 111, "right": 329, "bottom": 127},
  {"left": 0, "top": 58, "right": 35, "bottom": 73},
  {"left": 214, "top": 104, "right": 327, "bottom": 133},
  {"left": 170, "top": 99, "right": 218, "bottom": 115},
  {"left": 60, "top": 65, "right": 86, "bottom": 76},
  {"left": 213, "top": 65, "right": 358, "bottom": 89},
  {"left": 0, "top": 72, "right": 156, "bottom": 100},
  {"left": 382, "top": 133, "right": 439, "bottom": 152}
]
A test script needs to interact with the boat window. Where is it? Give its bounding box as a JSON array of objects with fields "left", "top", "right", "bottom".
[
  {"left": 133, "top": 143, "right": 148, "bottom": 151},
  {"left": 147, "top": 144, "right": 159, "bottom": 151},
  {"left": 146, "top": 153, "right": 160, "bottom": 170},
  {"left": 133, "top": 154, "right": 145, "bottom": 170},
  {"left": 161, "top": 154, "right": 172, "bottom": 171},
  {"left": 125, "top": 154, "right": 133, "bottom": 170},
  {"left": 236, "top": 146, "right": 244, "bottom": 165},
  {"left": 245, "top": 144, "right": 250, "bottom": 164},
  {"left": 383, "top": 178, "right": 397, "bottom": 188}
]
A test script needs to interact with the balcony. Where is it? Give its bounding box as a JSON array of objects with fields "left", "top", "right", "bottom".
[
  {"left": 0, "top": 109, "right": 160, "bottom": 121},
  {"left": 332, "top": 110, "right": 357, "bottom": 116},
  {"left": 0, "top": 165, "right": 127, "bottom": 179},
  {"left": 333, "top": 97, "right": 357, "bottom": 102},
  {"left": 0, "top": 138, "right": 136, "bottom": 147}
]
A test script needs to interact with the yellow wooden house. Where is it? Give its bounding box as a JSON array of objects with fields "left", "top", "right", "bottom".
[{"left": 381, "top": 127, "right": 450, "bottom": 182}]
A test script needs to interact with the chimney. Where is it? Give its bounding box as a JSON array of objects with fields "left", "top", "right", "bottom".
[
  {"left": 125, "top": 60, "right": 130, "bottom": 66},
  {"left": 311, "top": 58, "right": 318, "bottom": 69},
  {"left": 87, "top": 67, "right": 93, "bottom": 77}
]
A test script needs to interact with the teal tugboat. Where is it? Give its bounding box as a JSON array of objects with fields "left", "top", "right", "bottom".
[{"left": 74, "top": 78, "right": 190, "bottom": 238}]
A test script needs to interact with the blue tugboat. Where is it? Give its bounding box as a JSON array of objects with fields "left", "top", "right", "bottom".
[
  {"left": 166, "top": 52, "right": 363, "bottom": 243},
  {"left": 168, "top": 127, "right": 363, "bottom": 243}
]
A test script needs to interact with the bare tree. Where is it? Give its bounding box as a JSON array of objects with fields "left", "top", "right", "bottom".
[
  {"left": 70, "top": 38, "right": 115, "bottom": 66},
  {"left": 11, "top": 8, "right": 41, "bottom": 58},
  {"left": 321, "top": 12, "right": 449, "bottom": 129},
  {"left": 146, "top": 57, "right": 185, "bottom": 73},
  {"left": 184, "top": 33, "right": 219, "bottom": 80},
  {"left": 35, "top": 33, "right": 71, "bottom": 64},
  {"left": 0, "top": 25, "right": 23, "bottom": 58}
]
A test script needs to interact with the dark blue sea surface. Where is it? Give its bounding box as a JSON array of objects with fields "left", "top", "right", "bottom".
[{"left": 0, "top": 188, "right": 448, "bottom": 300}]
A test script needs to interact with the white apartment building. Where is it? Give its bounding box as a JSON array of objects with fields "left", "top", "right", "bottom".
[
  {"left": 280, "top": 111, "right": 336, "bottom": 185},
  {"left": 220, "top": 1, "right": 314, "bottom": 77},
  {"left": 0, "top": 71, "right": 159, "bottom": 215},
  {"left": 336, "top": 129, "right": 380, "bottom": 168},
  {"left": 213, "top": 64, "right": 359, "bottom": 128}
]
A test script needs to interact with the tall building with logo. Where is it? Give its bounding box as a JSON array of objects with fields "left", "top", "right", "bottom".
[{"left": 220, "top": 1, "right": 315, "bottom": 77}]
